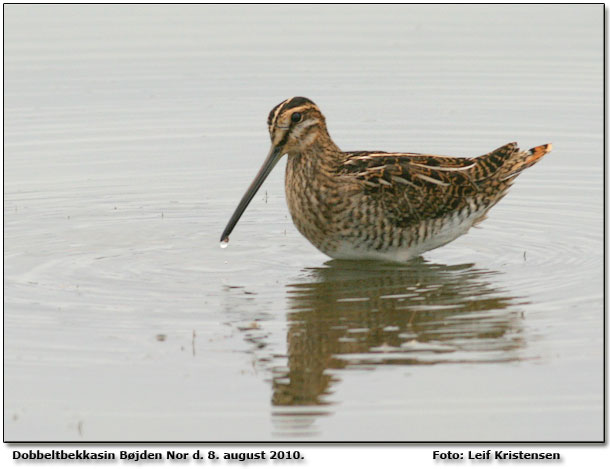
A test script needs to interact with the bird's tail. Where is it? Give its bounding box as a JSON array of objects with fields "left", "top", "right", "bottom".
[{"left": 498, "top": 143, "right": 552, "bottom": 181}]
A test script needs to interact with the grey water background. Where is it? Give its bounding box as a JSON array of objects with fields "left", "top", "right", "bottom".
[{"left": 3, "top": 5, "right": 602, "bottom": 441}]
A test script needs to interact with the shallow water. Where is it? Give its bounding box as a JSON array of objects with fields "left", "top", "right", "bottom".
[{"left": 3, "top": 5, "right": 603, "bottom": 441}]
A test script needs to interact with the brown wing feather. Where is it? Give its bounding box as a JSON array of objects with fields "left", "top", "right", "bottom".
[{"left": 339, "top": 143, "right": 524, "bottom": 228}]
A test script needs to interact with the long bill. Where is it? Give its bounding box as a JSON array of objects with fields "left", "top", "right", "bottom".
[{"left": 220, "top": 144, "right": 284, "bottom": 243}]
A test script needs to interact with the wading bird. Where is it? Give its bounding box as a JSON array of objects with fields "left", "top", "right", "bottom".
[{"left": 220, "top": 97, "right": 551, "bottom": 262}]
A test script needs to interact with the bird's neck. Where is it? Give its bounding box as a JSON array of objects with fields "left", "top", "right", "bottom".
[{"left": 287, "top": 130, "right": 343, "bottom": 176}]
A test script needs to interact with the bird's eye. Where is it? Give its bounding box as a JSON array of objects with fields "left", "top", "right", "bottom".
[{"left": 291, "top": 112, "right": 302, "bottom": 123}]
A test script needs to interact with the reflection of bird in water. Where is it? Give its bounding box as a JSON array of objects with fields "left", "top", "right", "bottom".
[{"left": 271, "top": 259, "right": 525, "bottom": 407}]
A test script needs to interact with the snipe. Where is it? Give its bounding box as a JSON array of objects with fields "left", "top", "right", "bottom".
[{"left": 220, "top": 97, "right": 551, "bottom": 262}]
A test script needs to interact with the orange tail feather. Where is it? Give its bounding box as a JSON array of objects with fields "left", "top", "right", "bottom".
[{"left": 524, "top": 143, "right": 553, "bottom": 165}]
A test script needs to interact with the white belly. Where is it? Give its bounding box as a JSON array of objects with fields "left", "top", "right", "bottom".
[{"left": 325, "top": 208, "right": 487, "bottom": 262}]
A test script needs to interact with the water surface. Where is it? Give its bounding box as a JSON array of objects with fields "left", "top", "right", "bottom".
[{"left": 3, "top": 4, "right": 603, "bottom": 441}]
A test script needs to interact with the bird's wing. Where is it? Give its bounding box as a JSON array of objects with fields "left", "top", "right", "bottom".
[{"left": 338, "top": 143, "right": 521, "bottom": 227}]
